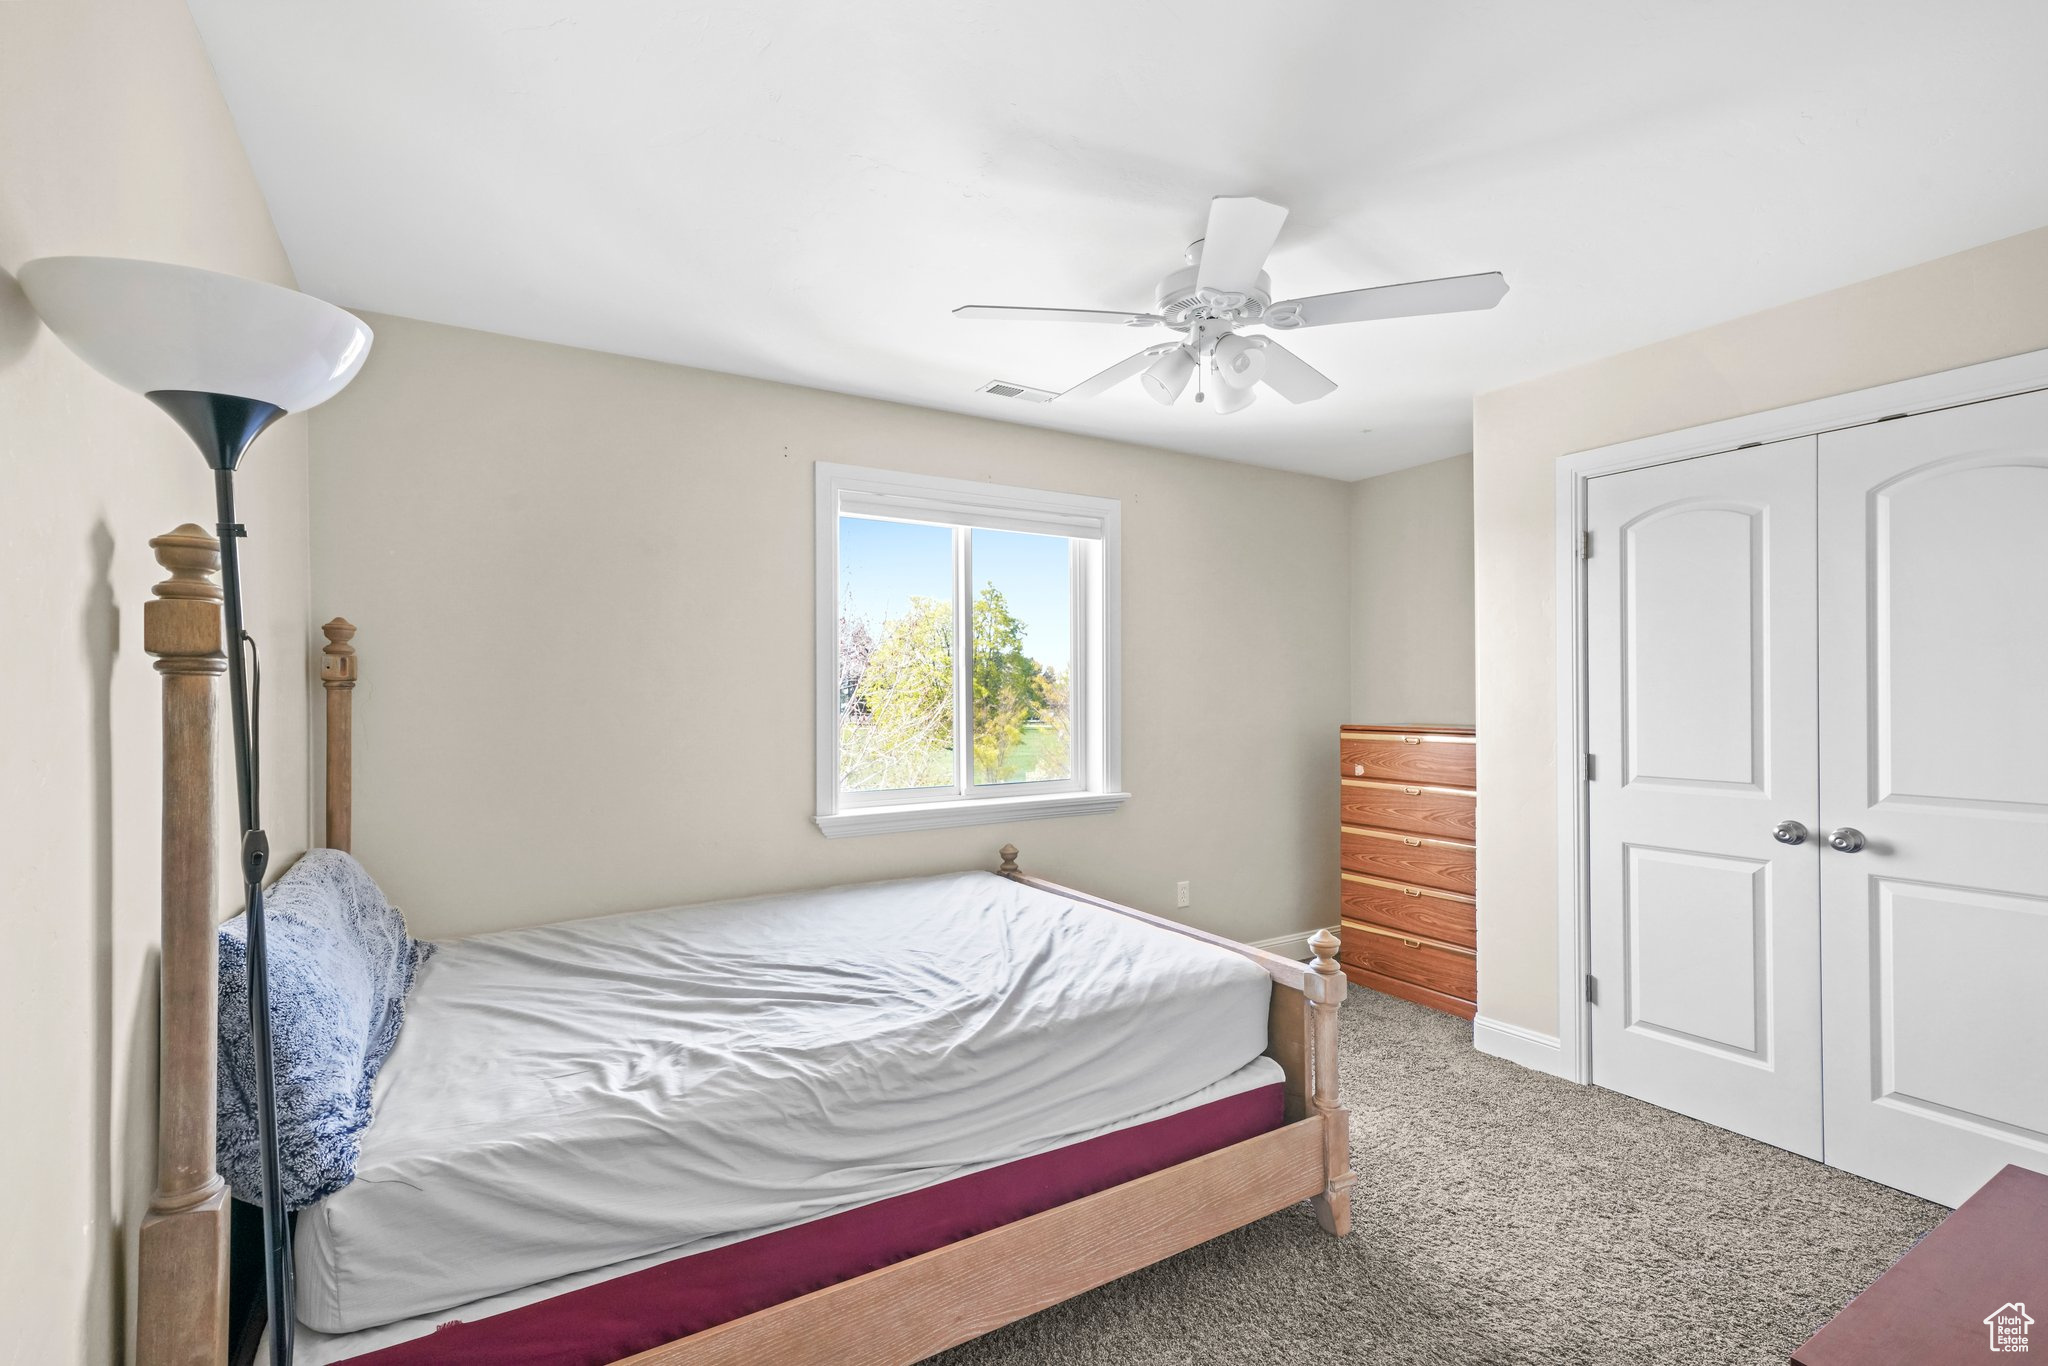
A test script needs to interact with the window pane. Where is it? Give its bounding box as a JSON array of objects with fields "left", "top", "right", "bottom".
[
  {"left": 839, "top": 516, "right": 954, "bottom": 793},
  {"left": 971, "top": 528, "right": 1073, "bottom": 785}
]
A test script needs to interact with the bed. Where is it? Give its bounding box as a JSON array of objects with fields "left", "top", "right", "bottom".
[{"left": 132, "top": 524, "right": 1353, "bottom": 1366}]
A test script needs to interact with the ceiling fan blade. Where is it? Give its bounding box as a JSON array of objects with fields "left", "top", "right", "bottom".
[
  {"left": 1195, "top": 197, "right": 1288, "bottom": 296},
  {"left": 1255, "top": 338, "right": 1338, "bottom": 404},
  {"left": 1265, "top": 271, "right": 1508, "bottom": 329},
  {"left": 953, "top": 305, "right": 1162, "bottom": 327},
  {"left": 1062, "top": 345, "right": 1175, "bottom": 400}
]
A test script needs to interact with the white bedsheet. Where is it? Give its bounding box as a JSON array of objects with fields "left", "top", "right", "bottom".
[{"left": 295, "top": 871, "right": 1274, "bottom": 1334}]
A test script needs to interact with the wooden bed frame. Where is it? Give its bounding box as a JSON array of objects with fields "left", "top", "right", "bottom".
[{"left": 135, "top": 524, "right": 1354, "bottom": 1366}]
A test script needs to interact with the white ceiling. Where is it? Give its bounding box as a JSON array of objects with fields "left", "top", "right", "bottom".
[{"left": 187, "top": 0, "right": 2048, "bottom": 480}]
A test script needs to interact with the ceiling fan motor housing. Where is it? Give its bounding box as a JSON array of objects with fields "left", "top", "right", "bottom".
[{"left": 1155, "top": 261, "right": 1271, "bottom": 330}]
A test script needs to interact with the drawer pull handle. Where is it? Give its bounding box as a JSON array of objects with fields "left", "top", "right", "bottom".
[
  {"left": 1351, "top": 764, "right": 1364, "bottom": 776},
  {"left": 1403, "top": 886, "right": 1422, "bottom": 897},
  {"left": 1404, "top": 786, "right": 1421, "bottom": 795},
  {"left": 1403, "top": 836, "right": 1422, "bottom": 846},
  {"left": 1401, "top": 937, "right": 1422, "bottom": 948},
  {"left": 1403, "top": 736, "right": 1422, "bottom": 745}
]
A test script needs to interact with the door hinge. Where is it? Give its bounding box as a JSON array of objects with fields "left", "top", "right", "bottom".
[
  {"left": 1585, "top": 973, "right": 1599, "bottom": 1005},
  {"left": 1581, "top": 530, "right": 1593, "bottom": 559},
  {"left": 1585, "top": 753, "right": 1596, "bottom": 781}
]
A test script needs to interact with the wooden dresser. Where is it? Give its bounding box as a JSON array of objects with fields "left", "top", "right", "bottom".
[{"left": 1337, "top": 724, "right": 1477, "bottom": 1020}]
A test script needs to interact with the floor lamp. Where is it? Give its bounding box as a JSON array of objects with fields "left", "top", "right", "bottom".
[{"left": 20, "top": 256, "right": 373, "bottom": 1366}]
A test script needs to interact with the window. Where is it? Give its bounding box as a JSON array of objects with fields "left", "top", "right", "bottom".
[{"left": 815, "top": 464, "right": 1123, "bottom": 836}]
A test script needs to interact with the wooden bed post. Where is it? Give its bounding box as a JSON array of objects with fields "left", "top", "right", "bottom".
[
  {"left": 1307, "top": 928, "right": 1354, "bottom": 1236},
  {"left": 320, "top": 617, "right": 357, "bottom": 851},
  {"left": 138, "top": 525, "right": 231, "bottom": 1366},
  {"left": 996, "top": 844, "right": 1021, "bottom": 879}
]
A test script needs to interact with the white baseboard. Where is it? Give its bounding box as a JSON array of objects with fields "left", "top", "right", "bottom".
[
  {"left": 1473, "top": 1014, "right": 1569, "bottom": 1078},
  {"left": 1248, "top": 926, "right": 1337, "bottom": 961}
]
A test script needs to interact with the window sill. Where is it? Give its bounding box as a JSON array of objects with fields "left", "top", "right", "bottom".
[{"left": 815, "top": 790, "right": 1131, "bottom": 839}]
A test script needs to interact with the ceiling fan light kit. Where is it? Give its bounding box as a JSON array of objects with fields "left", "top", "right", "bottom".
[
  {"left": 1213, "top": 332, "right": 1266, "bottom": 389},
  {"left": 1210, "top": 374, "right": 1256, "bottom": 415},
  {"left": 1141, "top": 347, "right": 1196, "bottom": 405},
  {"left": 954, "top": 195, "right": 1507, "bottom": 416}
]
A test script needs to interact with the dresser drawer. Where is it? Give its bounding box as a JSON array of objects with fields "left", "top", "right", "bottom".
[
  {"left": 1339, "top": 779, "right": 1476, "bottom": 841},
  {"left": 1340, "top": 733, "right": 1476, "bottom": 787},
  {"left": 1340, "top": 921, "right": 1477, "bottom": 1003},
  {"left": 1341, "top": 873, "right": 1476, "bottom": 949},
  {"left": 1340, "top": 826, "right": 1476, "bottom": 895}
]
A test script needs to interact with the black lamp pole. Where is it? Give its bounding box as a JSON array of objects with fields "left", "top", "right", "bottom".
[{"left": 147, "top": 388, "right": 296, "bottom": 1366}]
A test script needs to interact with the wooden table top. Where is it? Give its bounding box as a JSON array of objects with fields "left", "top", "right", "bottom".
[
  {"left": 1339, "top": 723, "right": 1476, "bottom": 736},
  {"left": 1793, "top": 1164, "right": 2048, "bottom": 1364}
]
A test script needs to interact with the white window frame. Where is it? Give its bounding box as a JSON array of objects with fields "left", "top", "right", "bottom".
[{"left": 815, "top": 462, "right": 1125, "bottom": 837}]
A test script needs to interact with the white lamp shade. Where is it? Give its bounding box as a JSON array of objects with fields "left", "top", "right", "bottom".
[
  {"left": 18, "top": 256, "right": 372, "bottom": 412},
  {"left": 1211, "top": 371, "right": 1257, "bottom": 414},
  {"left": 1140, "top": 347, "right": 1196, "bottom": 405},
  {"left": 1212, "top": 333, "right": 1267, "bottom": 390}
]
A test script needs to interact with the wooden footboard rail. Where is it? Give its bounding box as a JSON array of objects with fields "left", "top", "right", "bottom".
[
  {"left": 620, "top": 1118, "right": 1331, "bottom": 1366},
  {"left": 139, "top": 548, "right": 1352, "bottom": 1366}
]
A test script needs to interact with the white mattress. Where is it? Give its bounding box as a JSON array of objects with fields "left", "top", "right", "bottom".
[
  {"left": 295, "top": 871, "right": 1275, "bottom": 1334},
  {"left": 288, "top": 1054, "right": 1283, "bottom": 1365}
]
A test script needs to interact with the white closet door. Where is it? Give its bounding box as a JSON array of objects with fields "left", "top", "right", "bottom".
[
  {"left": 1818, "top": 390, "right": 2048, "bottom": 1207},
  {"left": 1586, "top": 437, "right": 1823, "bottom": 1157}
]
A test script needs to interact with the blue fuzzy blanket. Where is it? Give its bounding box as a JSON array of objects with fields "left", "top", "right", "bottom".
[{"left": 217, "top": 849, "right": 432, "bottom": 1210}]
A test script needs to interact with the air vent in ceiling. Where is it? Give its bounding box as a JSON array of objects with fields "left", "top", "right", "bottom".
[{"left": 978, "top": 380, "right": 1057, "bottom": 403}]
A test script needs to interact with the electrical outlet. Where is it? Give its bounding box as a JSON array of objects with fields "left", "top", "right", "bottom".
[{"left": 1175, "top": 881, "right": 1190, "bottom": 909}]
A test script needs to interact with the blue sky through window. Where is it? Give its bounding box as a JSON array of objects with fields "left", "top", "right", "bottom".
[{"left": 840, "top": 517, "right": 1071, "bottom": 672}]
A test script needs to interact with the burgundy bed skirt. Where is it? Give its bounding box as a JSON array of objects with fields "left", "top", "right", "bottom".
[{"left": 339, "top": 1082, "right": 1286, "bottom": 1365}]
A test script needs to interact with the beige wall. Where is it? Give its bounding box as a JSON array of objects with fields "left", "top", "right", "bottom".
[
  {"left": 307, "top": 314, "right": 1350, "bottom": 946},
  {"left": 1473, "top": 225, "right": 2048, "bottom": 1038},
  {"left": 1347, "top": 454, "right": 1475, "bottom": 725},
  {"left": 0, "top": 2, "right": 314, "bottom": 1361}
]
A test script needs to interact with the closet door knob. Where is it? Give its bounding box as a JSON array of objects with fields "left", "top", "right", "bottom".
[
  {"left": 1827, "top": 827, "right": 1867, "bottom": 853},
  {"left": 1773, "top": 820, "right": 1809, "bottom": 846}
]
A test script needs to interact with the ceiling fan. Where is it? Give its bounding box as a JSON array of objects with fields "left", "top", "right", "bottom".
[{"left": 954, "top": 196, "right": 1508, "bottom": 415}]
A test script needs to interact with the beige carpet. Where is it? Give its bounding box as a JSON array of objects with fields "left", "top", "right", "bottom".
[{"left": 931, "top": 987, "right": 1944, "bottom": 1366}]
